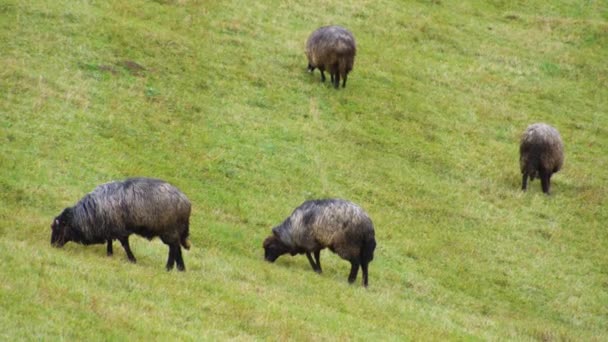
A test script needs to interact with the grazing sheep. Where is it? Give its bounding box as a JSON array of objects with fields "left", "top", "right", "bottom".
[
  {"left": 51, "top": 177, "right": 192, "bottom": 271},
  {"left": 263, "top": 199, "right": 376, "bottom": 287},
  {"left": 306, "top": 25, "right": 356, "bottom": 88},
  {"left": 520, "top": 123, "right": 564, "bottom": 194}
]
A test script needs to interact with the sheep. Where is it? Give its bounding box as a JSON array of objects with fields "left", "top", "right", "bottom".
[
  {"left": 520, "top": 123, "right": 564, "bottom": 194},
  {"left": 50, "top": 177, "right": 192, "bottom": 271},
  {"left": 306, "top": 25, "right": 356, "bottom": 89},
  {"left": 263, "top": 199, "right": 376, "bottom": 287}
]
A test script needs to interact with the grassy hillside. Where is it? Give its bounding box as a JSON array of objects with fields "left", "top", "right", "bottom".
[{"left": 1, "top": 0, "right": 607, "bottom": 339}]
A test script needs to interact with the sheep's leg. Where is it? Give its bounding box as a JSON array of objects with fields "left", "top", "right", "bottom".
[
  {"left": 307, "top": 63, "right": 315, "bottom": 72},
  {"left": 521, "top": 173, "right": 529, "bottom": 191},
  {"left": 306, "top": 252, "right": 321, "bottom": 273},
  {"left": 174, "top": 244, "right": 186, "bottom": 272},
  {"left": 348, "top": 260, "right": 360, "bottom": 284},
  {"left": 166, "top": 244, "right": 176, "bottom": 271},
  {"left": 119, "top": 237, "right": 137, "bottom": 263},
  {"left": 330, "top": 72, "right": 335, "bottom": 84},
  {"left": 106, "top": 240, "right": 113, "bottom": 256},
  {"left": 342, "top": 73, "right": 348, "bottom": 88},
  {"left": 330, "top": 63, "right": 340, "bottom": 89},
  {"left": 540, "top": 170, "right": 551, "bottom": 195},
  {"left": 361, "top": 261, "right": 369, "bottom": 287},
  {"left": 319, "top": 68, "right": 326, "bottom": 82},
  {"left": 314, "top": 250, "right": 322, "bottom": 273},
  {"left": 305, "top": 252, "right": 315, "bottom": 270}
]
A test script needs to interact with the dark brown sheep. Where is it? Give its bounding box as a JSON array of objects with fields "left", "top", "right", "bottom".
[
  {"left": 263, "top": 199, "right": 376, "bottom": 287},
  {"left": 51, "top": 177, "right": 192, "bottom": 271},
  {"left": 306, "top": 25, "right": 356, "bottom": 88},
  {"left": 520, "top": 123, "right": 564, "bottom": 194}
]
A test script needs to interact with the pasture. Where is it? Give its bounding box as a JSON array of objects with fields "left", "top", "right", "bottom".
[{"left": 1, "top": 0, "right": 607, "bottom": 339}]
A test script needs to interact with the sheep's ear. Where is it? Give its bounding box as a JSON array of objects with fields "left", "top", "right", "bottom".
[
  {"left": 271, "top": 227, "right": 280, "bottom": 237},
  {"left": 52, "top": 219, "right": 59, "bottom": 229}
]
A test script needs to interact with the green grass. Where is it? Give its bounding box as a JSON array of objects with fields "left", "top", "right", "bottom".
[{"left": 1, "top": 0, "right": 607, "bottom": 339}]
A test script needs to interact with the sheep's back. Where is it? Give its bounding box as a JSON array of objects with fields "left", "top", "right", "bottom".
[
  {"left": 87, "top": 178, "right": 190, "bottom": 234},
  {"left": 290, "top": 199, "right": 373, "bottom": 255},
  {"left": 520, "top": 123, "right": 564, "bottom": 172},
  {"left": 306, "top": 26, "right": 356, "bottom": 68}
]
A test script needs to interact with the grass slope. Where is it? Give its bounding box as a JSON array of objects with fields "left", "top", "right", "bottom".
[{"left": 1, "top": 0, "right": 607, "bottom": 339}]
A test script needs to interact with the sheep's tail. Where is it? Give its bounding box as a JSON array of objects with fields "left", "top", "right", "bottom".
[
  {"left": 360, "top": 235, "right": 376, "bottom": 287},
  {"left": 180, "top": 223, "right": 191, "bottom": 250},
  {"left": 181, "top": 237, "right": 191, "bottom": 250},
  {"left": 361, "top": 236, "right": 376, "bottom": 264}
]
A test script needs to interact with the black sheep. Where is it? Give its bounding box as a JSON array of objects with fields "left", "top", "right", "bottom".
[
  {"left": 51, "top": 177, "right": 192, "bottom": 271},
  {"left": 263, "top": 199, "right": 376, "bottom": 287},
  {"left": 306, "top": 26, "right": 356, "bottom": 88},
  {"left": 520, "top": 123, "right": 564, "bottom": 194}
]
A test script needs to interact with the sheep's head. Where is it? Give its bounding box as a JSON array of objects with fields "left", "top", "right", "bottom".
[
  {"left": 263, "top": 235, "right": 290, "bottom": 262},
  {"left": 50, "top": 208, "right": 73, "bottom": 247}
]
